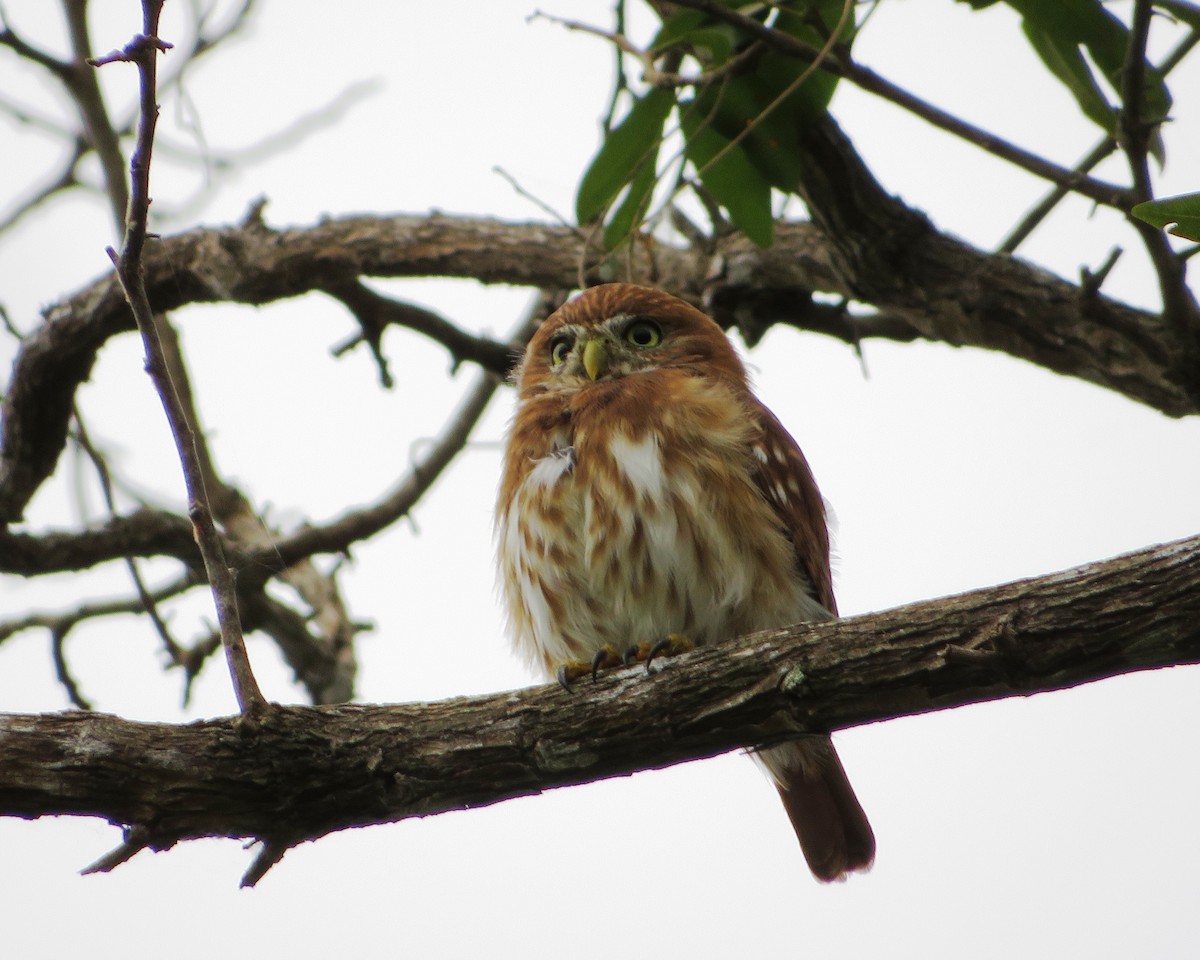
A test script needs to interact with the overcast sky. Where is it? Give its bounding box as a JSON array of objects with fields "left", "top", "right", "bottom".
[{"left": 2, "top": 2, "right": 1199, "bottom": 958}]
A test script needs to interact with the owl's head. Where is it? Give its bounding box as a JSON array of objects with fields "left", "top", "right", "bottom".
[{"left": 516, "top": 284, "right": 748, "bottom": 398}]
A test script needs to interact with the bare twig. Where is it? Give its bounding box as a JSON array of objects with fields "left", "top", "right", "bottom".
[
  {"left": 535, "top": 9, "right": 764, "bottom": 89},
  {"left": 256, "top": 372, "right": 504, "bottom": 574},
  {"left": 80, "top": 824, "right": 153, "bottom": 876},
  {"left": 70, "top": 409, "right": 184, "bottom": 663},
  {"left": 96, "top": 2, "right": 264, "bottom": 714},
  {"left": 247, "top": 296, "right": 550, "bottom": 577},
  {"left": 0, "top": 11, "right": 71, "bottom": 77},
  {"left": 1000, "top": 26, "right": 1199, "bottom": 255},
  {"left": 324, "top": 278, "right": 516, "bottom": 383},
  {"left": 493, "top": 166, "right": 578, "bottom": 231},
  {"left": 50, "top": 625, "right": 92, "bottom": 710},
  {"left": 0, "top": 573, "right": 197, "bottom": 646},
  {"left": 63, "top": 0, "right": 130, "bottom": 233},
  {"left": 0, "top": 142, "right": 88, "bottom": 236},
  {"left": 998, "top": 139, "right": 1118, "bottom": 255},
  {"left": 240, "top": 840, "right": 287, "bottom": 888}
]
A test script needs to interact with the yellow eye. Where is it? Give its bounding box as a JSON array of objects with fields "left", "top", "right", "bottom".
[
  {"left": 624, "top": 319, "right": 661, "bottom": 348},
  {"left": 549, "top": 334, "right": 573, "bottom": 366}
]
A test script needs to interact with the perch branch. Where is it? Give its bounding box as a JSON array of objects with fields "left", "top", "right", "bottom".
[{"left": 0, "top": 532, "right": 1196, "bottom": 884}]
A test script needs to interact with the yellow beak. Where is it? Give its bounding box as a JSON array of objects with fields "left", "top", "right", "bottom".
[{"left": 581, "top": 337, "right": 607, "bottom": 381}]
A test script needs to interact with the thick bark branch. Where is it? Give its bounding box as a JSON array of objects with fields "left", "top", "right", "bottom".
[
  {"left": 1, "top": 207, "right": 1191, "bottom": 525},
  {"left": 2, "top": 533, "right": 1197, "bottom": 882}
]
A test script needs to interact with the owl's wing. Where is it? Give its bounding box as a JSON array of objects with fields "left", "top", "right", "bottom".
[
  {"left": 749, "top": 401, "right": 838, "bottom": 617},
  {"left": 750, "top": 402, "right": 874, "bottom": 880}
]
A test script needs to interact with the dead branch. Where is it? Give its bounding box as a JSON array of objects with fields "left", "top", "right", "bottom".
[{"left": 97, "top": 4, "right": 263, "bottom": 714}]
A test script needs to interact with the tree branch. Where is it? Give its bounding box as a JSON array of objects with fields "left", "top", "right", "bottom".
[
  {"left": 663, "top": 0, "right": 1135, "bottom": 210},
  {"left": 0, "top": 532, "right": 1196, "bottom": 884},
  {"left": 96, "top": 3, "right": 263, "bottom": 714},
  {"left": 2, "top": 203, "right": 1193, "bottom": 531}
]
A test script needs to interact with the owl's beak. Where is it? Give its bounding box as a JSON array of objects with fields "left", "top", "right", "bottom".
[{"left": 581, "top": 337, "right": 607, "bottom": 381}]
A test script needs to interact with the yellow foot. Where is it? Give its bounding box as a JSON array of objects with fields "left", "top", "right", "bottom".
[
  {"left": 554, "top": 635, "right": 694, "bottom": 690},
  {"left": 554, "top": 644, "right": 624, "bottom": 690},
  {"left": 619, "top": 633, "right": 695, "bottom": 673}
]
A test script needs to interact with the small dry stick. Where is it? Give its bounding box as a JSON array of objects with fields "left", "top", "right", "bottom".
[{"left": 94, "top": 1, "right": 265, "bottom": 714}]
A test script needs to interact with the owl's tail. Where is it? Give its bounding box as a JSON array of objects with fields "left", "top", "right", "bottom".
[{"left": 759, "top": 737, "right": 875, "bottom": 882}]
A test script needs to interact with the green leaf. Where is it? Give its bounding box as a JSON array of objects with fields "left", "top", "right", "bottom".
[
  {"left": 602, "top": 148, "right": 660, "bottom": 249},
  {"left": 1005, "top": 0, "right": 1172, "bottom": 127},
  {"left": 1022, "top": 20, "right": 1116, "bottom": 133},
  {"left": 651, "top": 10, "right": 737, "bottom": 65},
  {"left": 1156, "top": 0, "right": 1200, "bottom": 31},
  {"left": 695, "top": 74, "right": 808, "bottom": 194},
  {"left": 680, "top": 103, "right": 774, "bottom": 247},
  {"left": 1131, "top": 193, "right": 1200, "bottom": 242},
  {"left": 769, "top": 1, "right": 854, "bottom": 117},
  {"left": 575, "top": 87, "right": 674, "bottom": 226},
  {"left": 650, "top": 7, "right": 707, "bottom": 50}
]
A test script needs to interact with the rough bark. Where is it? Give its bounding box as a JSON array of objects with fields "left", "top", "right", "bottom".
[
  {"left": 2, "top": 204, "right": 1192, "bottom": 526},
  {"left": 2, "top": 532, "right": 1197, "bottom": 881}
]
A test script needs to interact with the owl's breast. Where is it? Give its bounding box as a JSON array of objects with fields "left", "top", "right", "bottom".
[{"left": 497, "top": 375, "right": 808, "bottom": 675}]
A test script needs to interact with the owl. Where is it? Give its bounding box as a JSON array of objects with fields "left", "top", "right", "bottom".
[{"left": 495, "top": 283, "right": 874, "bottom": 881}]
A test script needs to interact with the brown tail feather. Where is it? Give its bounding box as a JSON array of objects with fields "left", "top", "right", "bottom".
[{"left": 762, "top": 736, "right": 874, "bottom": 882}]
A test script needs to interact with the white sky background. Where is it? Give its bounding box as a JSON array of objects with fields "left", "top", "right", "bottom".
[{"left": 2, "top": 1, "right": 1200, "bottom": 957}]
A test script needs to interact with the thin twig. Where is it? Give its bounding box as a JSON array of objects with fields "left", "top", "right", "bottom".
[
  {"left": 0, "top": 12, "right": 71, "bottom": 77},
  {"left": 665, "top": 0, "right": 1134, "bottom": 211},
  {"left": 246, "top": 297, "right": 550, "bottom": 578},
  {"left": 0, "top": 143, "right": 86, "bottom": 236},
  {"left": 324, "top": 278, "right": 517, "bottom": 380},
  {"left": 0, "top": 573, "right": 197, "bottom": 646},
  {"left": 998, "top": 140, "right": 1118, "bottom": 254},
  {"left": 71, "top": 408, "right": 184, "bottom": 663},
  {"left": 50, "top": 625, "right": 92, "bottom": 710},
  {"left": 253, "top": 370, "right": 504, "bottom": 574},
  {"left": 64, "top": 0, "right": 130, "bottom": 234},
  {"left": 80, "top": 825, "right": 152, "bottom": 876},
  {"left": 692, "top": 0, "right": 854, "bottom": 186},
  {"left": 240, "top": 840, "right": 288, "bottom": 888},
  {"left": 1000, "top": 25, "right": 1199, "bottom": 254},
  {"left": 97, "top": 2, "right": 265, "bottom": 714},
  {"left": 493, "top": 166, "right": 579, "bottom": 231}
]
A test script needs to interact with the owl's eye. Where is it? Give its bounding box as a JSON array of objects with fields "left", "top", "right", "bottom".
[
  {"left": 549, "top": 333, "right": 573, "bottom": 367},
  {"left": 624, "top": 319, "right": 662, "bottom": 349}
]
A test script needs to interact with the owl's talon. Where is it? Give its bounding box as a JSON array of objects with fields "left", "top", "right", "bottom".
[
  {"left": 555, "top": 659, "right": 592, "bottom": 691},
  {"left": 645, "top": 632, "right": 695, "bottom": 673},
  {"left": 590, "top": 644, "right": 623, "bottom": 680},
  {"left": 622, "top": 644, "right": 641, "bottom": 666}
]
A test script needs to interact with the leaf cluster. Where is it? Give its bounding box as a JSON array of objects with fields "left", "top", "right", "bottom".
[{"left": 576, "top": 0, "right": 1195, "bottom": 251}]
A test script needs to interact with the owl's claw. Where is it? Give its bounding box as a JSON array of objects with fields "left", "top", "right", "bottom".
[
  {"left": 591, "top": 644, "right": 623, "bottom": 680},
  {"left": 555, "top": 645, "right": 625, "bottom": 690},
  {"left": 555, "top": 660, "right": 589, "bottom": 690},
  {"left": 645, "top": 632, "right": 695, "bottom": 672},
  {"left": 555, "top": 636, "right": 692, "bottom": 690}
]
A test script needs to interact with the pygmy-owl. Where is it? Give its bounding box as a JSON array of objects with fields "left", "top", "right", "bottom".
[{"left": 495, "top": 283, "right": 874, "bottom": 881}]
